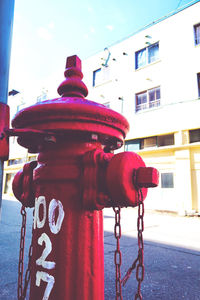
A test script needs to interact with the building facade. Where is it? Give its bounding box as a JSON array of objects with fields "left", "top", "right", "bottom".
[
  {"left": 82, "top": 1, "right": 200, "bottom": 214},
  {"left": 3, "top": 1, "right": 200, "bottom": 215}
]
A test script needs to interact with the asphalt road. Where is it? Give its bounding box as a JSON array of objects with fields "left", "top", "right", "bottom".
[{"left": 0, "top": 199, "right": 200, "bottom": 300}]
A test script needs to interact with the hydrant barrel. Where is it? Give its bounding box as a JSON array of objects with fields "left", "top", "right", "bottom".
[{"left": 30, "top": 142, "right": 104, "bottom": 300}]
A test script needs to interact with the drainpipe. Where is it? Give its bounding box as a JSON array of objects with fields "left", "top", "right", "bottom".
[{"left": 0, "top": 0, "right": 15, "bottom": 217}]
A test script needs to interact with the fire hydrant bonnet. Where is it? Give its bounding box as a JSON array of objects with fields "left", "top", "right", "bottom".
[{"left": 12, "top": 55, "right": 129, "bottom": 152}]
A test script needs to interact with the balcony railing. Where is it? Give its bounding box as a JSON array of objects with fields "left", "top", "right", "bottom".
[{"left": 136, "top": 99, "right": 160, "bottom": 112}]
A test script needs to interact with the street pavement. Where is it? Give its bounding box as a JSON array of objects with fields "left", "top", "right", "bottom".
[{"left": 0, "top": 199, "right": 200, "bottom": 300}]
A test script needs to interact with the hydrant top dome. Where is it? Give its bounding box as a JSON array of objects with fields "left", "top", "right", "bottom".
[{"left": 12, "top": 55, "right": 129, "bottom": 151}]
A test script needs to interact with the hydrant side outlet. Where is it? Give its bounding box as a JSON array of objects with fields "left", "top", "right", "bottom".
[{"left": 106, "top": 152, "right": 148, "bottom": 207}]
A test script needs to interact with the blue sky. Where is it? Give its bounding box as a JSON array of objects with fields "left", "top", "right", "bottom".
[{"left": 9, "top": 0, "right": 198, "bottom": 101}]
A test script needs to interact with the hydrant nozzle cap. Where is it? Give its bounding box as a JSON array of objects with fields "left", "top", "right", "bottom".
[{"left": 57, "top": 55, "right": 88, "bottom": 98}]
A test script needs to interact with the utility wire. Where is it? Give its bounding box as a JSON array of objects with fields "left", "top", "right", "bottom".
[{"left": 176, "top": 0, "right": 183, "bottom": 10}]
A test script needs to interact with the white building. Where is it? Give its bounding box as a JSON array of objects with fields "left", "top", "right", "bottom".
[{"left": 82, "top": 1, "right": 200, "bottom": 215}]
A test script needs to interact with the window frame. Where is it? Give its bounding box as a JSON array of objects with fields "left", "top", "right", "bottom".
[
  {"left": 197, "top": 73, "right": 200, "bottom": 98},
  {"left": 135, "top": 42, "right": 159, "bottom": 70},
  {"left": 125, "top": 134, "right": 174, "bottom": 151},
  {"left": 161, "top": 172, "right": 174, "bottom": 189},
  {"left": 189, "top": 129, "right": 200, "bottom": 143},
  {"left": 194, "top": 23, "right": 200, "bottom": 46},
  {"left": 125, "top": 139, "right": 141, "bottom": 151},
  {"left": 93, "top": 68, "right": 101, "bottom": 87},
  {"left": 136, "top": 86, "right": 161, "bottom": 112},
  {"left": 92, "top": 67, "right": 110, "bottom": 87}
]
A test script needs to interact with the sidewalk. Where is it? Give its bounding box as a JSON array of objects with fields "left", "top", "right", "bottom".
[
  {"left": 104, "top": 207, "right": 200, "bottom": 299},
  {"left": 0, "top": 199, "right": 200, "bottom": 300}
]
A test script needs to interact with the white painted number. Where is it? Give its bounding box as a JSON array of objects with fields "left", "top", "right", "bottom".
[
  {"left": 34, "top": 197, "right": 65, "bottom": 234},
  {"left": 49, "top": 199, "right": 65, "bottom": 234},
  {"left": 36, "top": 233, "right": 56, "bottom": 270},
  {"left": 36, "top": 271, "right": 55, "bottom": 300},
  {"left": 34, "top": 196, "right": 65, "bottom": 300},
  {"left": 34, "top": 196, "right": 46, "bottom": 229}
]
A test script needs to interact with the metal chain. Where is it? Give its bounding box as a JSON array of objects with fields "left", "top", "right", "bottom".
[
  {"left": 18, "top": 206, "right": 34, "bottom": 300},
  {"left": 120, "top": 189, "right": 145, "bottom": 300},
  {"left": 113, "top": 206, "right": 123, "bottom": 300},
  {"left": 23, "top": 219, "right": 34, "bottom": 299},
  {"left": 135, "top": 189, "right": 145, "bottom": 300},
  {"left": 18, "top": 205, "right": 26, "bottom": 300}
]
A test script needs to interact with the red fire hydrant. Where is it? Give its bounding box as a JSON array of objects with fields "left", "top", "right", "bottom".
[{"left": 12, "top": 55, "right": 159, "bottom": 300}]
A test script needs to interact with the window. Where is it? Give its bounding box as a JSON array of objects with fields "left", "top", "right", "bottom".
[
  {"left": 4, "top": 172, "right": 16, "bottom": 194},
  {"left": 194, "top": 23, "right": 200, "bottom": 46},
  {"left": 125, "top": 139, "right": 141, "bottom": 151},
  {"left": 135, "top": 48, "right": 147, "bottom": 69},
  {"left": 157, "top": 134, "right": 174, "bottom": 147},
  {"left": 197, "top": 73, "right": 200, "bottom": 98},
  {"left": 189, "top": 129, "right": 200, "bottom": 143},
  {"left": 93, "top": 68, "right": 101, "bottom": 86},
  {"left": 8, "top": 157, "right": 27, "bottom": 166},
  {"left": 148, "top": 43, "right": 159, "bottom": 64},
  {"left": 28, "top": 155, "right": 37, "bottom": 162},
  {"left": 136, "top": 87, "right": 160, "bottom": 112},
  {"left": 141, "top": 136, "right": 157, "bottom": 149},
  {"left": 93, "top": 67, "right": 110, "bottom": 87},
  {"left": 125, "top": 134, "right": 174, "bottom": 151},
  {"left": 135, "top": 42, "right": 159, "bottom": 69},
  {"left": 161, "top": 173, "right": 174, "bottom": 188}
]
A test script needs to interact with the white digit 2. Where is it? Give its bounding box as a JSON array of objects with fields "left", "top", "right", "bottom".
[
  {"left": 36, "top": 233, "right": 56, "bottom": 270},
  {"left": 36, "top": 271, "right": 55, "bottom": 300}
]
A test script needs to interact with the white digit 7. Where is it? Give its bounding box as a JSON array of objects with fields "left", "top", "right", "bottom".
[
  {"left": 36, "top": 271, "right": 55, "bottom": 300},
  {"left": 36, "top": 233, "right": 56, "bottom": 269}
]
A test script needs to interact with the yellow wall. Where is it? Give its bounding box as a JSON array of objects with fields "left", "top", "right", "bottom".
[
  {"left": 3, "top": 133, "right": 200, "bottom": 215},
  {"left": 136, "top": 139, "right": 200, "bottom": 214},
  {"left": 3, "top": 154, "right": 37, "bottom": 199}
]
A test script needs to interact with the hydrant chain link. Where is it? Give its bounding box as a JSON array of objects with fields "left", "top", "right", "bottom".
[{"left": 113, "top": 207, "right": 123, "bottom": 300}]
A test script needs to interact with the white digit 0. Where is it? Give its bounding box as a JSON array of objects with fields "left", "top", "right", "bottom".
[
  {"left": 34, "top": 196, "right": 46, "bottom": 229},
  {"left": 49, "top": 199, "right": 65, "bottom": 234}
]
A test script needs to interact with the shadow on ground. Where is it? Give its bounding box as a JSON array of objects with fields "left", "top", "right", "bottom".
[{"left": 104, "top": 230, "right": 200, "bottom": 300}]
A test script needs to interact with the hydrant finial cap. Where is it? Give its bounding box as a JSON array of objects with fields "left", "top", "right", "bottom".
[
  {"left": 57, "top": 55, "right": 88, "bottom": 98},
  {"left": 66, "top": 55, "right": 81, "bottom": 69}
]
